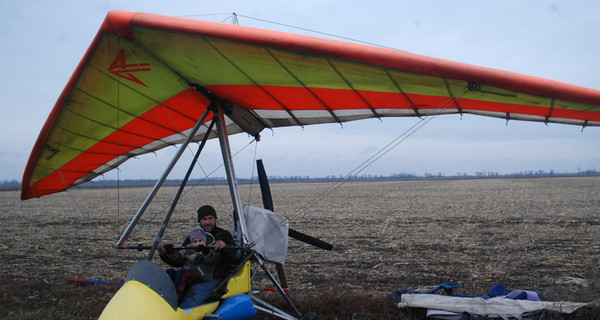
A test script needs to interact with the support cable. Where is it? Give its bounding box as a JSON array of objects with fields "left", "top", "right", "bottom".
[
  {"left": 244, "top": 86, "right": 472, "bottom": 249},
  {"left": 290, "top": 86, "right": 471, "bottom": 217}
]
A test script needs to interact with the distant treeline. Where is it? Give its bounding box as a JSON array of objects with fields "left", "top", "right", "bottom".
[{"left": 3, "top": 169, "right": 598, "bottom": 191}]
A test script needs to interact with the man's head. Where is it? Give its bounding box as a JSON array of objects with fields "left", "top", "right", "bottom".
[
  {"left": 189, "top": 227, "right": 207, "bottom": 247},
  {"left": 197, "top": 205, "right": 217, "bottom": 232}
]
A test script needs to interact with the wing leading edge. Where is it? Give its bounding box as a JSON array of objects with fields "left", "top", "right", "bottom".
[{"left": 21, "top": 11, "right": 600, "bottom": 200}]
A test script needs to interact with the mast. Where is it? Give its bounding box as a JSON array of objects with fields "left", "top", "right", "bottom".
[{"left": 215, "top": 103, "right": 248, "bottom": 246}]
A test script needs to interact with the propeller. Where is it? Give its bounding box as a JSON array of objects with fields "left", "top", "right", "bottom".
[{"left": 256, "top": 159, "right": 333, "bottom": 251}]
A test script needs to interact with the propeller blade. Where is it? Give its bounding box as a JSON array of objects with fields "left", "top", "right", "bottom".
[
  {"left": 289, "top": 228, "right": 334, "bottom": 251},
  {"left": 257, "top": 159, "right": 333, "bottom": 251},
  {"left": 257, "top": 159, "right": 274, "bottom": 211}
]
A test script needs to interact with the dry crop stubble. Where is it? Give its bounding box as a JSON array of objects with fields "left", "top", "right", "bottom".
[{"left": 1, "top": 176, "right": 599, "bottom": 318}]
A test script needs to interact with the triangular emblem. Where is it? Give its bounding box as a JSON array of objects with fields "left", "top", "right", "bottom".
[{"left": 108, "top": 49, "right": 151, "bottom": 87}]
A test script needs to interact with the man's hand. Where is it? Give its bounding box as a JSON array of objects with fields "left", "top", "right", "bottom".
[
  {"left": 157, "top": 243, "right": 174, "bottom": 254},
  {"left": 214, "top": 240, "right": 226, "bottom": 250}
]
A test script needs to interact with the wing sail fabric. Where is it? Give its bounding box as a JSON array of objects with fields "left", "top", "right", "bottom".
[{"left": 21, "top": 11, "right": 600, "bottom": 200}]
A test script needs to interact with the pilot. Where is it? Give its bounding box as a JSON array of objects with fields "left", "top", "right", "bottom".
[{"left": 182, "top": 205, "right": 236, "bottom": 279}]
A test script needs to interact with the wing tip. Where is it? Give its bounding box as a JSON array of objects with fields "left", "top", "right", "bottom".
[{"left": 102, "top": 10, "right": 138, "bottom": 41}]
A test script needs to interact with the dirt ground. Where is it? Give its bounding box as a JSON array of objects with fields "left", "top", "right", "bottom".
[{"left": 1, "top": 176, "right": 599, "bottom": 318}]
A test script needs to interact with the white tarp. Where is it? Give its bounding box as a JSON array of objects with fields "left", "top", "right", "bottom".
[
  {"left": 240, "top": 205, "right": 288, "bottom": 264},
  {"left": 398, "top": 294, "right": 589, "bottom": 317}
]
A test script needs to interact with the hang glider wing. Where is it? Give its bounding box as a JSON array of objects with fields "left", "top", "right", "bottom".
[{"left": 21, "top": 11, "right": 600, "bottom": 200}]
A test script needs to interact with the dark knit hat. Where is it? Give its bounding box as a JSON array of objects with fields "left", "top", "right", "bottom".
[{"left": 197, "top": 205, "right": 217, "bottom": 222}]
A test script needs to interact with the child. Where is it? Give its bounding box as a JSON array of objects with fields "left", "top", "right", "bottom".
[{"left": 157, "top": 227, "right": 221, "bottom": 308}]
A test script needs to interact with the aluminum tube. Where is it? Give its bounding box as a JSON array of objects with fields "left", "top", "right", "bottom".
[
  {"left": 116, "top": 108, "right": 211, "bottom": 245},
  {"left": 214, "top": 106, "right": 248, "bottom": 246}
]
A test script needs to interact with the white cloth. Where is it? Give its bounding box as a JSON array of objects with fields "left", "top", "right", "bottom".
[
  {"left": 240, "top": 205, "right": 288, "bottom": 264},
  {"left": 398, "top": 294, "right": 589, "bottom": 316}
]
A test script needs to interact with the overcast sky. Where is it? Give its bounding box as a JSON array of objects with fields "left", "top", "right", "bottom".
[{"left": 1, "top": 1, "right": 599, "bottom": 183}]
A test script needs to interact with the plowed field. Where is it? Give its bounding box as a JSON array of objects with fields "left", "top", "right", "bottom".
[{"left": 1, "top": 176, "right": 598, "bottom": 319}]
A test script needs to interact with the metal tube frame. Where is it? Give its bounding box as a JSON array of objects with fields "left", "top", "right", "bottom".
[
  {"left": 114, "top": 90, "right": 304, "bottom": 319},
  {"left": 116, "top": 108, "right": 212, "bottom": 246},
  {"left": 214, "top": 105, "right": 249, "bottom": 246},
  {"left": 254, "top": 253, "right": 302, "bottom": 318},
  {"left": 145, "top": 118, "right": 217, "bottom": 260},
  {"left": 250, "top": 296, "right": 298, "bottom": 320}
]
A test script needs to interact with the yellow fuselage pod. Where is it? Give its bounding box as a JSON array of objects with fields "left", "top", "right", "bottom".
[
  {"left": 99, "top": 280, "right": 220, "bottom": 320},
  {"left": 222, "top": 261, "right": 252, "bottom": 299},
  {"left": 99, "top": 261, "right": 252, "bottom": 320}
]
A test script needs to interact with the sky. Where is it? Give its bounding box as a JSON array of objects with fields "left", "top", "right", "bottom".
[{"left": 1, "top": 0, "right": 599, "bottom": 183}]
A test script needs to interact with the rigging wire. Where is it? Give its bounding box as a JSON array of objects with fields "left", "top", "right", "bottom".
[
  {"left": 115, "top": 36, "right": 122, "bottom": 240},
  {"left": 291, "top": 88, "right": 470, "bottom": 217},
  {"left": 107, "top": 13, "right": 467, "bottom": 246},
  {"left": 175, "top": 13, "right": 233, "bottom": 18},
  {"left": 110, "top": 17, "right": 261, "bottom": 234},
  {"left": 139, "top": 137, "right": 258, "bottom": 228},
  {"left": 173, "top": 12, "right": 238, "bottom": 24},
  {"left": 170, "top": 12, "right": 475, "bottom": 244},
  {"left": 242, "top": 87, "right": 472, "bottom": 248},
  {"left": 234, "top": 14, "right": 401, "bottom": 51},
  {"left": 116, "top": 58, "right": 121, "bottom": 240},
  {"left": 174, "top": 12, "right": 401, "bottom": 49},
  {"left": 106, "top": 36, "right": 219, "bottom": 237},
  {"left": 246, "top": 140, "right": 259, "bottom": 206},
  {"left": 183, "top": 137, "right": 258, "bottom": 219}
]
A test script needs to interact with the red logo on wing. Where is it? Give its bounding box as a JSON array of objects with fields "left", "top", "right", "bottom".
[{"left": 108, "top": 49, "right": 151, "bottom": 87}]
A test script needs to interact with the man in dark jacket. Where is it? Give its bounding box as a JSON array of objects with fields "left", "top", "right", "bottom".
[
  {"left": 183, "top": 205, "right": 234, "bottom": 248},
  {"left": 183, "top": 205, "right": 236, "bottom": 280},
  {"left": 198, "top": 205, "right": 235, "bottom": 249}
]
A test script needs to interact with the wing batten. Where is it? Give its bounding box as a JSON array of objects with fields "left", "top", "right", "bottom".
[
  {"left": 443, "top": 79, "right": 465, "bottom": 115},
  {"left": 61, "top": 92, "right": 172, "bottom": 148},
  {"left": 326, "top": 58, "right": 382, "bottom": 119},
  {"left": 265, "top": 48, "right": 343, "bottom": 125},
  {"left": 205, "top": 36, "right": 306, "bottom": 127},
  {"left": 545, "top": 98, "right": 556, "bottom": 125},
  {"left": 384, "top": 69, "right": 422, "bottom": 117},
  {"left": 24, "top": 88, "right": 212, "bottom": 199}
]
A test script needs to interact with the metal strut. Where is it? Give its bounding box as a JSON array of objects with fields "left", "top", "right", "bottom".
[
  {"left": 214, "top": 103, "right": 249, "bottom": 246},
  {"left": 145, "top": 117, "right": 217, "bottom": 260},
  {"left": 254, "top": 253, "right": 302, "bottom": 318},
  {"left": 116, "top": 107, "right": 212, "bottom": 246}
]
